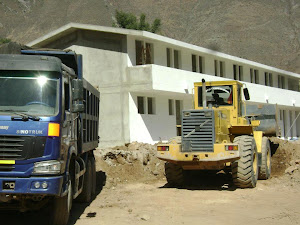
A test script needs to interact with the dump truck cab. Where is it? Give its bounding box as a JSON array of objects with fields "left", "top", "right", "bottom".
[{"left": 158, "top": 79, "right": 276, "bottom": 188}]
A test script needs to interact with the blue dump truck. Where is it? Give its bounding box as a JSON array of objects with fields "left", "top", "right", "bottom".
[{"left": 0, "top": 50, "right": 100, "bottom": 225}]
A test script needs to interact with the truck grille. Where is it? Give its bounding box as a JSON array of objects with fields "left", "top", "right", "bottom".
[
  {"left": 0, "top": 136, "right": 46, "bottom": 161},
  {"left": 0, "top": 136, "right": 24, "bottom": 159},
  {"left": 181, "top": 109, "right": 215, "bottom": 152}
]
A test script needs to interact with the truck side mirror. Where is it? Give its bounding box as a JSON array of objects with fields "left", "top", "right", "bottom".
[
  {"left": 243, "top": 88, "right": 250, "bottom": 100},
  {"left": 72, "top": 103, "right": 84, "bottom": 113},
  {"left": 72, "top": 79, "right": 84, "bottom": 101}
]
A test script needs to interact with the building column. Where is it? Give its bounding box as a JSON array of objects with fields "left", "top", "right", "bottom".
[
  {"left": 283, "top": 110, "right": 290, "bottom": 138},
  {"left": 296, "top": 111, "right": 300, "bottom": 137},
  {"left": 290, "top": 111, "right": 296, "bottom": 138}
]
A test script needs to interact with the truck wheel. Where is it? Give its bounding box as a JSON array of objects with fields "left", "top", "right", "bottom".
[
  {"left": 231, "top": 135, "right": 259, "bottom": 188},
  {"left": 165, "top": 162, "right": 185, "bottom": 187},
  {"left": 258, "top": 137, "right": 271, "bottom": 180},
  {"left": 50, "top": 180, "right": 73, "bottom": 225},
  {"left": 90, "top": 155, "right": 97, "bottom": 197},
  {"left": 76, "top": 157, "right": 92, "bottom": 203}
]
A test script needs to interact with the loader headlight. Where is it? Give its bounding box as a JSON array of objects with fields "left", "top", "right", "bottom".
[{"left": 33, "top": 160, "right": 62, "bottom": 175}]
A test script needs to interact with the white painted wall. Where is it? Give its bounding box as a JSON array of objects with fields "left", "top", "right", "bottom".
[
  {"left": 129, "top": 92, "right": 192, "bottom": 143},
  {"left": 67, "top": 45, "right": 131, "bottom": 147}
]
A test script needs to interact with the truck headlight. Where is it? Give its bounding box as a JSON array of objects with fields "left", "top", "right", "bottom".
[{"left": 33, "top": 160, "right": 62, "bottom": 175}]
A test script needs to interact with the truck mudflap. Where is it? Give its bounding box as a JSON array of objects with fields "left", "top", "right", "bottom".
[{"left": 0, "top": 176, "right": 63, "bottom": 196}]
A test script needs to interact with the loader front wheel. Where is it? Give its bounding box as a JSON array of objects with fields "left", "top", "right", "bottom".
[
  {"left": 231, "top": 135, "right": 258, "bottom": 188},
  {"left": 258, "top": 137, "right": 271, "bottom": 180},
  {"left": 165, "top": 162, "right": 185, "bottom": 187}
]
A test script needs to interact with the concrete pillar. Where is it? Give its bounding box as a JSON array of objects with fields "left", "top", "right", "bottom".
[
  {"left": 296, "top": 111, "right": 300, "bottom": 137},
  {"left": 290, "top": 111, "right": 297, "bottom": 138},
  {"left": 283, "top": 109, "right": 290, "bottom": 138}
]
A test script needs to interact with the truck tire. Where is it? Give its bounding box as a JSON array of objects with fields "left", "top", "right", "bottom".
[
  {"left": 77, "top": 157, "right": 92, "bottom": 203},
  {"left": 258, "top": 137, "right": 271, "bottom": 180},
  {"left": 50, "top": 180, "right": 73, "bottom": 225},
  {"left": 231, "top": 135, "right": 259, "bottom": 188},
  {"left": 165, "top": 162, "right": 185, "bottom": 187},
  {"left": 90, "top": 155, "right": 97, "bottom": 197}
]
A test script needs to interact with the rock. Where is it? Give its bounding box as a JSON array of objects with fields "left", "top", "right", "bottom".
[
  {"left": 141, "top": 214, "right": 150, "bottom": 221},
  {"left": 112, "top": 145, "right": 128, "bottom": 151},
  {"left": 143, "top": 153, "right": 150, "bottom": 165},
  {"left": 285, "top": 165, "right": 298, "bottom": 175},
  {"left": 128, "top": 142, "right": 140, "bottom": 151},
  {"left": 152, "top": 170, "right": 159, "bottom": 176}
]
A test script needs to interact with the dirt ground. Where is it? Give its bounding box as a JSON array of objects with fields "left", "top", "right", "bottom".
[{"left": 1, "top": 138, "right": 300, "bottom": 225}]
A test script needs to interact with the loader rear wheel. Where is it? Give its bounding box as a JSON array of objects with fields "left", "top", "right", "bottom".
[
  {"left": 231, "top": 135, "right": 259, "bottom": 188},
  {"left": 258, "top": 137, "right": 271, "bottom": 180},
  {"left": 165, "top": 162, "right": 185, "bottom": 187}
]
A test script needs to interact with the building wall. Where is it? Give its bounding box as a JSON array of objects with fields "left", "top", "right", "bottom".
[
  {"left": 129, "top": 92, "right": 192, "bottom": 143},
  {"left": 67, "top": 44, "right": 131, "bottom": 147}
]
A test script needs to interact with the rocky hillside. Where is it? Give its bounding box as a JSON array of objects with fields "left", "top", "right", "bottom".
[{"left": 0, "top": 0, "right": 299, "bottom": 73}]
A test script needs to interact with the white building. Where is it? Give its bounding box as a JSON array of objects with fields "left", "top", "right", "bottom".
[{"left": 27, "top": 23, "right": 300, "bottom": 147}]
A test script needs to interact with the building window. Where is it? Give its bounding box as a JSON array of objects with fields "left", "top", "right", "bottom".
[
  {"left": 137, "top": 96, "right": 155, "bottom": 115},
  {"left": 147, "top": 97, "right": 155, "bottom": 115},
  {"left": 137, "top": 96, "right": 145, "bottom": 114},
  {"left": 145, "top": 43, "right": 154, "bottom": 64},
  {"left": 214, "top": 60, "right": 225, "bottom": 77},
  {"left": 250, "top": 68, "right": 259, "bottom": 83},
  {"left": 233, "top": 64, "right": 243, "bottom": 81},
  {"left": 278, "top": 75, "right": 285, "bottom": 89},
  {"left": 214, "top": 60, "right": 218, "bottom": 76},
  {"left": 219, "top": 61, "right": 224, "bottom": 77},
  {"left": 199, "top": 56, "right": 204, "bottom": 73},
  {"left": 168, "top": 99, "right": 174, "bottom": 115},
  {"left": 264, "top": 72, "right": 273, "bottom": 86},
  {"left": 175, "top": 100, "right": 183, "bottom": 125},
  {"left": 174, "top": 50, "right": 180, "bottom": 69},
  {"left": 254, "top": 69, "right": 259, "bottom": 84},
  {"left": 192, "top": 54, "right": 205, "bottom": 73},
  {"left": 135, "top": 41, "right": 143, "bottom": 65},
  {"left": 135, "top": 40, "right": 154, "bottom": 65},
  {"left": 192, "top": 54, "right": 197, "bottom": 72},
  {"left": 167, "top": 48, "right": 172, "bottom": 67},
  {"left": 288, "top": 77, "right": 300, "bottom": 91},
  {"left": 167, "top": 48, "right": 181, "bottom": 69},
  {"left": 250, "top": 69, "right": 254, "bottom": 83}
]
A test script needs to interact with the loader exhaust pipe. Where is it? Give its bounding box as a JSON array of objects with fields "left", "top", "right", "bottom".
[{"left": 202, "top": 79, "right": 207, "bottom": 108}]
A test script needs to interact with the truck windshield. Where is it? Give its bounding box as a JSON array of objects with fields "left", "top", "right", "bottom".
[
  {"left": 198, "top": 85, "right": 233, "bottom": 107},
  {"left": 0, "top": 76, "right": 59, "bottom": 117}
]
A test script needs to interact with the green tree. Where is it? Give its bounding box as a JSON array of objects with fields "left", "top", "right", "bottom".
[
  {"left": 113, "top": 11, "right": 161, "bottom": 33},
  {"left": 0, "top": 37, "right": 11, "bottom": 44}
]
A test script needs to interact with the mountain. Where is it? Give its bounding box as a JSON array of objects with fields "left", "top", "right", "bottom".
[{"left": 0, "top": 0, "right": 299, "bottom": 73}]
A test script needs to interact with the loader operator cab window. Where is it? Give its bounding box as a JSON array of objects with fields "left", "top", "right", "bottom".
[{"left": 198, "top": 85, "right": 233, "bottom": 107}]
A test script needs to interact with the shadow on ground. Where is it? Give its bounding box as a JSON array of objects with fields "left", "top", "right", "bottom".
[
  {"left": 0, "top": 171, "right": 106, "bottom": 225},
  {"left": 161, "top": 170, "right": 237, "bottom": 191}
]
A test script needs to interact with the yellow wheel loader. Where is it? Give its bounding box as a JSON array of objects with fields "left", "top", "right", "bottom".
[{"left": 157, "top": 79, "right": 279, "bottom": 188}]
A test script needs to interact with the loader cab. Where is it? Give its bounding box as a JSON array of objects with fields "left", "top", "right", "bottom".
[{"left": 194, "top": 80, "right": 248, "bottom": 124}]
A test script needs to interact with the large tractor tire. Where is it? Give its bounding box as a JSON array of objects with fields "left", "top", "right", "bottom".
[
  {"left": 231, "top": 135, "right": 259, "bottom": 188},
  {"left": 165, "top": 162, "right": 185, "bottom": 187},
  {"left": 76, "top": 157, "right": 93, "bottom": 203},
  {"left": 50, "top": 179, "right": 73, "bottom": 225},
  {"left": 258, "top": 137, "right": 271, "bottom": 180}
]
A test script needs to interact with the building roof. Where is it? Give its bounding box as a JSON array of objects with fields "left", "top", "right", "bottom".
[{"left": 27, "top": 23, "right": 300, "bottom": 79}]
